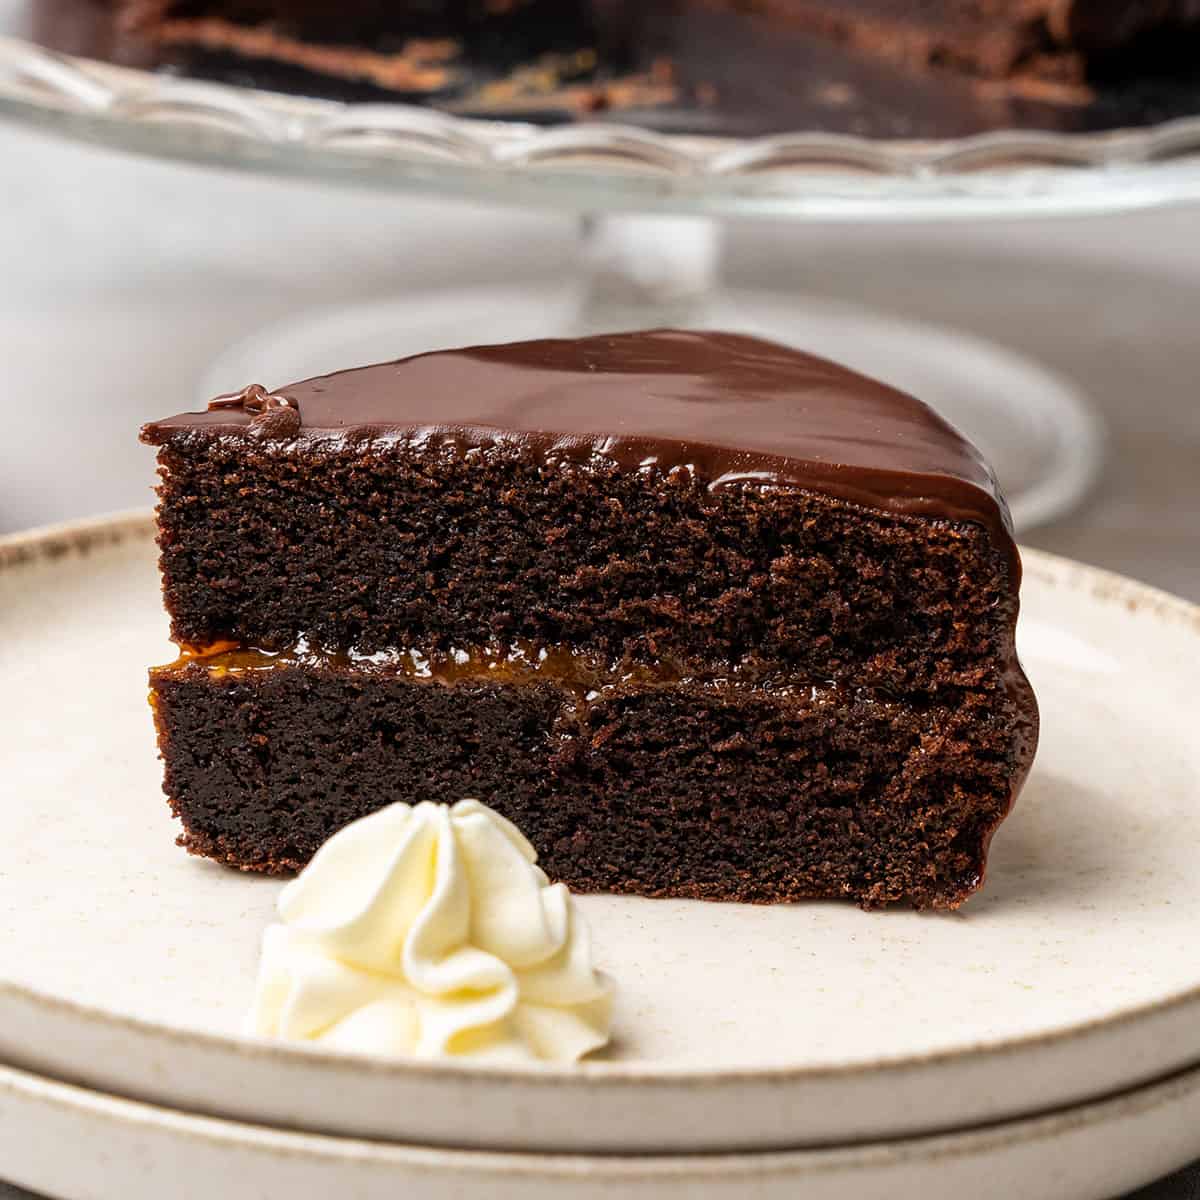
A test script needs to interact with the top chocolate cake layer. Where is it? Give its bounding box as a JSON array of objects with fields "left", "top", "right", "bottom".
[{"left": 142, "top": 329, "right": 1015, "bottom": 574}]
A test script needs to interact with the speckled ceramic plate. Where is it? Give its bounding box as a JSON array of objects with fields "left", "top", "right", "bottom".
[
  {"left": 1, "top": 512, "right": 1199, "bottom": 1155},
  {"left": 2, "top": 1058, "right": 1200, "bottom": 1200}
]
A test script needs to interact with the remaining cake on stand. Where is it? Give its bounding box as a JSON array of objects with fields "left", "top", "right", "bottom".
[
  {"left": 142, "top": 329, "right": 1037, "bottom": 909},
  {"left": 113, "top": 0, "right": 1200, "bottom": 85},
  {"left": 723, "top": 0, "right": 1200, "bottom": 82}
]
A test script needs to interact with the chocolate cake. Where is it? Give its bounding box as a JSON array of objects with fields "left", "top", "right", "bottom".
[
  {"left": 728, "top": 0, "right": 1200, "bottom": 83},
  {"left": 141, "top": 330, "right": 1038, "bottom": 909},
  {"left": 113, "top": 0, "right": 1200, "bottom": 87},
  {"left": 111, "top": 0, "right": 627, "bottom": 93}
]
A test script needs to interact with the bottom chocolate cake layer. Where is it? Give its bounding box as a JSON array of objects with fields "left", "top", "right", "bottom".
[{"left": 149, "top": 650, "right": 1030, "bottom": 908}]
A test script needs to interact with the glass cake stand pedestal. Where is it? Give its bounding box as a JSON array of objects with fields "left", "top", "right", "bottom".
[{"left": 5, "top": 30, "right": 1196, "bottom": 527}]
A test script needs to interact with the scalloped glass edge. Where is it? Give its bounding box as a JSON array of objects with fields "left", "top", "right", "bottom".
[{"left": 4, "top": 33, "right": 1200, "bottom": 218}]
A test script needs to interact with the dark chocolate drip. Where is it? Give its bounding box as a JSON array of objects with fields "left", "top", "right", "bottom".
[
  {"left": 208, "top": 383, "right": 301, "bottom": 438},
  {"left": 208, "top": 382, "right": 291, "bottom": 413},
  {"left": 142, "top": 329, "right": 1017, "bottom": 580}
]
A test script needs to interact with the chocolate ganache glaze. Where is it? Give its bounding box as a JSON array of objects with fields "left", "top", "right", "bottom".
[{"left": 143, "top": 329, "right": 1018, "bottom": 580}]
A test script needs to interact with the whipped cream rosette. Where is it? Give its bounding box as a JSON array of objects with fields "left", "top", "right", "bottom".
[{"left": 248, "top": 799, "right": 614, "bottom": 1063}]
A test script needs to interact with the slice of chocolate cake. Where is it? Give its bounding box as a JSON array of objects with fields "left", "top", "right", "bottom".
[{"left": 141, "top": 330, "right": 1037, "bottom": 909}]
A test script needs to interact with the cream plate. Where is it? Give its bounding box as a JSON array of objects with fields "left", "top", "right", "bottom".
[
  {"left": 1, "top": 512, "right": 1198, "bottom": 1154},
  {"left": 2, "top": 1058, "right": 1200, "bottom": 1199}
]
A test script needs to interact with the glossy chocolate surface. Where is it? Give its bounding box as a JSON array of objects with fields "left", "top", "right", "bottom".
[{"left": 142, "top": 329, "right": 1018, "bottom": 575}]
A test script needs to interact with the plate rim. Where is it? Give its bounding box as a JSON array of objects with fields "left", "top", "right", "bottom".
[
  {"left": 5, "top": 34, "right": 1200, "bottom": 219},
  {"left": 2, "top": 1053, "right": 1200, "bottom": 1174},
  {"left": 2, "top": 507, "right": 1200, "bottom": 1091}
]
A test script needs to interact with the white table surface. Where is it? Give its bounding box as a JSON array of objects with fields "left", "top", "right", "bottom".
[{"left": 1, "top": 118, "right": 1198, "bottom": 1198}]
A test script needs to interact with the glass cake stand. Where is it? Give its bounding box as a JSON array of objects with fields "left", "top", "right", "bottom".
[{"left": 5, "top": 22, "right": 1196, "bottom": 527}]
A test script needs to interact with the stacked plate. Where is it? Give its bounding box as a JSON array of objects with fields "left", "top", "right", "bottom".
[{"left": 2, "top": 513, "right": 1199, "bottom": 1199}]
